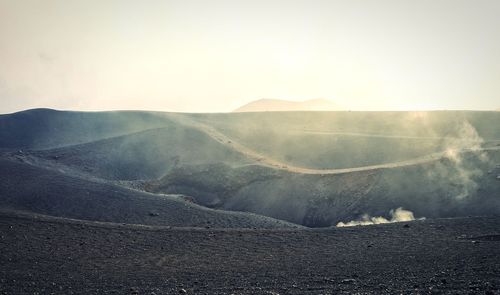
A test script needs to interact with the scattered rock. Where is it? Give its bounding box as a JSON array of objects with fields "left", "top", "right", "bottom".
[
  {"left": 178, "top": 288, "right": 187, "bottom": 294},
  {"left": 470, "top": 234, "right": 500, "bottom": 241},
  {"left": 341, "top": 278, "right": 356, "bottom": 284},
  {"left": 149, "top": 212, "right": 160, "bottom": 217},
  {"left": 181, "top": 195, "right": 196, "bottom": 203}
]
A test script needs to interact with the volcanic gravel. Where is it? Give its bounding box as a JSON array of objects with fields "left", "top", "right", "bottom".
[{"left": 1, "top": 212, "right": 499, "bottom": 294}]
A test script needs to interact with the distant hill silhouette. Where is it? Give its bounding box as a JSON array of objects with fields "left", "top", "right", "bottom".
[{"left": 233, "top": 98, "right": 342, "bottom": 112}]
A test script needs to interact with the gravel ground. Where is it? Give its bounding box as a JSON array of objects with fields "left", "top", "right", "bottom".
[{"left": 1, "top": 212, "right": 499, "bottom": 294}]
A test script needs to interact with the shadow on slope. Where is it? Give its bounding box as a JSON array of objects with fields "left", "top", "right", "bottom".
[
  {"left": 0, "top": 108, "right": 171, "bottom": 150},
  {"left": 0, "top": 157, "right": 298, "bottom": 229},
  {"left": 148, "top": 150, "right": 500, "bottom": 227},
  {"left": 29, "top": 126, "right": 253, "bottom": 180},
  {"left": 3, "top": 109, "right": 499, "bottom": 228}
]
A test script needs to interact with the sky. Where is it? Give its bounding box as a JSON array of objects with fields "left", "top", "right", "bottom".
[{"left": 0, "top": 0, "right": 499, "bottom": 113}]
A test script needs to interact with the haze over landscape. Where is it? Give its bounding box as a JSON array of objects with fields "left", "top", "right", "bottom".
[
  {"left": 1, "top": 1, "right": 500, "bottom": 294},
  {"left": 1, "top": 0, "right": 500, "bottom": 113}
]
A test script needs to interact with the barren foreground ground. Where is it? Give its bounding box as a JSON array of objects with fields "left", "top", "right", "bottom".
[{"left": 1, "top": 212, "right": 499, "bottom": 294}]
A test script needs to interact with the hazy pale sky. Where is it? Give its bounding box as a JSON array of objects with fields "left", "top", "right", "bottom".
[{"left": 1, "top": 0, "right": 499, "bottom": 113}]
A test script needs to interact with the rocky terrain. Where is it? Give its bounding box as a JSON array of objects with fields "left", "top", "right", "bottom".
[
  {"left": 1, "top": 211, "right": 499, "bottom": 294},
  {"left": 2, "top": 109, "right": 498, "bottom": 227},
  {"left": 1, "top": 108, "right": 499, "bottom": 293},
  {"left": 0, "top": 157, "right": 297, "bottom": 229}
]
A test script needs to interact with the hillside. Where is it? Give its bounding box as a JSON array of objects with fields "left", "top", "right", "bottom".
[
  {"left": 0, "top": 108, "right": 171, "bottom": 150},
  {"left": 29, "top": 126, "right": 253, "bottom": 180},
  {"left": 0, "top": 157, "right": 298, "bottom": 229},
  {"left": 233, "top": 98, "right": 342, "bottom": 112},
  {"left": 191, "top": 111, "right": 500, "bottom": 169},
  {"left": 1, "top": 109, "right": 499, "bottom": 228},
  {"left": 147, "top": 149, "right": 500, "bottom": 226}
]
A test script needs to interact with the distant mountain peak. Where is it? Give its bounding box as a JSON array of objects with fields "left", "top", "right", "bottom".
[{"left": 233, "top": 98, "right": 342, "bottom": 112}]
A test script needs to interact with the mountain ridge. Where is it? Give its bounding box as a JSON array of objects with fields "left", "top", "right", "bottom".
[{"left": 233, "top": 98, "right": 342, "bottom": 112}]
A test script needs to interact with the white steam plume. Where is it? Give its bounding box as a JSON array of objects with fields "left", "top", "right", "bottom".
[
  {"left": 435, "top": 121, "right": 488, "bottom": 200},
  {"left": 336, "top": 208, "right": 425, "bottom": 227}
]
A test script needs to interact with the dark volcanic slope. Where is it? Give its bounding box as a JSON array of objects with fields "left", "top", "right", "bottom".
[
  {"left": 148, "top": 149, "right": 500, "bottom": 227},
  {"left": 1, "top": 212, "right": 499, "bottom": 294},
  {"left": 0, "top": 158, "right": 297, "bottom": 229},
  {"left": 30, "top": 126, "right": 253, "bottom": 180},
  {"left": 1, "top": 109, "right": 499, "bottom": 227},
  {"left": 0, "top": 108, "right": 170, "bottom": 149}
]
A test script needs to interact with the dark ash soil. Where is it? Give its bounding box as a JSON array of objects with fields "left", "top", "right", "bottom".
[{"left": 1, "top": 212, "right": 499, "bottom": 294}]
